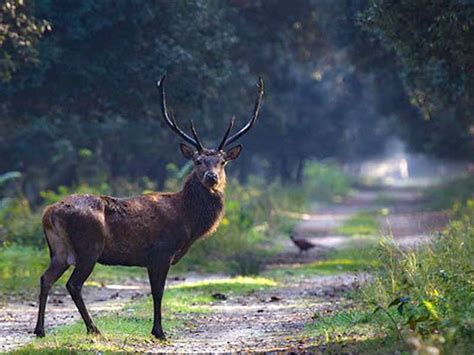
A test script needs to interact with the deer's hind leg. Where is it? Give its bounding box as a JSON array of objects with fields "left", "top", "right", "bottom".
[
  {"left": 66, "top": 260, "right": 101, "bottom": 334},
  {"left": 34, "top": 258, "right": 70, "bottom": 337},
  {"left": 65, "top": 218, "right": 105, "bottom": 335},
  {"left": 34, "top": 228, "right": 72, "bottom": 337}
]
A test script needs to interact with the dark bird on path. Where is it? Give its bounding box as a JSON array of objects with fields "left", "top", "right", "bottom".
[{"left": 290, "top": 234, "right": 316, "bottom": 254}]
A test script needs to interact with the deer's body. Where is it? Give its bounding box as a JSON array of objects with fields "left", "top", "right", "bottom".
[
  {"left": 42, "top": 173, "right": 224, "bottom": 269},
  {"left": 34, "top": 76, "right": 263, "bottom": 339}
]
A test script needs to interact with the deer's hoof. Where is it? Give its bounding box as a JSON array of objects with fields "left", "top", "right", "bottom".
[
  {"left": 152, "top": 329, "right": 166, "bottom": 340},
  {"left": 34, "top": 328, "right": 45, "bottom": 337},
  {"left": 87, "top": 326, "right": 101, "bottom": 336}
]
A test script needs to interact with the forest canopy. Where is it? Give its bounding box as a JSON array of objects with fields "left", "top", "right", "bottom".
[{"left": 1, "top": 0, "right": 472, "bottom": 199}]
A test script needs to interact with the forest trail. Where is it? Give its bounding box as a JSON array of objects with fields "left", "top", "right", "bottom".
[{"left": 0, "top": 184, "right": 449, "bottom": 353}]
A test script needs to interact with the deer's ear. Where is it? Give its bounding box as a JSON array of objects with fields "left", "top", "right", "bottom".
[
  {"left": 180, "top": 143, "right": 195, "bottom": 160},
  {"left": 226, "top": 145, "right": 242, "bottom": 161}
]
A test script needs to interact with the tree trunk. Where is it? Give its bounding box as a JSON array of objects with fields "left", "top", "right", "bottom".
[
  {"left": 295, "top": 157, "right": 305, "bottom": 184},
  {"left": 279, "top": 154, "right": 292, "bottom": 183}
]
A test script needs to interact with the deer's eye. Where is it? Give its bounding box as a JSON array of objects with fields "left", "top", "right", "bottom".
[{"left": 195, "top": 159, "right": 202, "bottom": 165}]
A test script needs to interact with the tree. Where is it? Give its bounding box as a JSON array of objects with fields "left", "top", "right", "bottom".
[
  {"left": 359, "top": 0, "right": 474, "bottom": 158},
  {"left": 0, "top": 0, "right": 50, "bottom": 82}
]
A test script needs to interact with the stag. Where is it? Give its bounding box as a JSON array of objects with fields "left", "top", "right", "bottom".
[{"left": 34, "top": 76, "right": 264, "bottom": 339}]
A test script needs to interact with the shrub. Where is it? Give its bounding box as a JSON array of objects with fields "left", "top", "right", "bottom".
[
  {"left": 0, "top": 244, "right": 48, "bottom": 293},
  {"left": 424, "top": 174, "right": 474, "bottom": 210},
  {"left": 0, "top": 196, "right": 43, "bottom": 246},
  {"left": 303, "top": 161, "right": 350, "bottom": 203},
  {"left": 363, "top": 199, "right": 474, "bottom": 352}
]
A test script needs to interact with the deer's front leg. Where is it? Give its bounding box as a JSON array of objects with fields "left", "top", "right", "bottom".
[{"left": 147, "top": 256, "right": 171, "bottom": 340}]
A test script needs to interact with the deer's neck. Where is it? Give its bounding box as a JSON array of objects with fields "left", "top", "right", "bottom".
[{"left": 179, "top": 172, "right": 225, "bottom": 239}]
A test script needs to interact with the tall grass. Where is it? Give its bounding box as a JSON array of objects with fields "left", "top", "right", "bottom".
[{"left": 362, "top": 200, "right": 474, "bottom": 352}]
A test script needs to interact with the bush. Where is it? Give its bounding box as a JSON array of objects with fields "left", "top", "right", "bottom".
[
  {"left": 0, "top": 244, "right": 48, "bottom": 293},
  {"left": 303, "top": 161, "right": 350, "bottom": 203},
  {"left": 424, "top": 174, "right": 474, "bottom": 210},
  {"left": 0, "top": 196, "right": 43, "bottom": 246},
  {"left": 363, "top": 199, "right": 474, "bottom": 352}
]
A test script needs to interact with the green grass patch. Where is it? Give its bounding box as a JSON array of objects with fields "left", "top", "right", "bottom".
[
  {"left": 18, "top": 276, "right": 277, "bottom": 353},
  {"left": 304, "top": 307, "right": 408, "bottom": 353},
  {"left": 265, "top": 241, "right": 380, "bottom": 279},
  {"left": 335, "top": 212, "right": 379, "bottom": 236}
]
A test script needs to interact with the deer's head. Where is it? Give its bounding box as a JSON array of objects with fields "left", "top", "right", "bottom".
[{"left": 157, "top": 76, "right": 264, "bottom": 192}]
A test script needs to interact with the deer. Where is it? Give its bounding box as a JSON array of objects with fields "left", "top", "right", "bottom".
[{"left": 33, "top": 76, "right": 264, "bottom": 340}]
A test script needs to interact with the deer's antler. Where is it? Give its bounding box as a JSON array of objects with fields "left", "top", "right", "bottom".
[
  {"left": 219, "top": 77, "right": 264, "bottom": 149},
  {"left": 157, "top": 76, "right": 204, "bottom": 151}
]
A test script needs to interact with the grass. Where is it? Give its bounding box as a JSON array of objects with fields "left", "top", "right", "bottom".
[
  {"left": 424, "top": 174, "right": 474, "bottom": 210},
  {"left": 303, "top": 161, "right": 351, "bottom": 203},
  {"left": 335, "top": 212, "right": 379, "bottom": 236},
  {"left": 355, "top": 199, "right": 474, "bottom": 353},
  {"left": 17, "top": 276, "right": 277, "bottom": 353},
  {"left": 265, "top": 241, "right": 380, "bottom": 279},
  {"left": 303, "top": 307, "right": 408, "bottom": 353},
  {"left": 302, "top": 202, "right": 473, "bottom": 353}
]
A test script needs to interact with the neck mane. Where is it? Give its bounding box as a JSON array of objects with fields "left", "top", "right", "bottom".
[{"left": 179, "top": 172, "right": 225, "bottom": 238}]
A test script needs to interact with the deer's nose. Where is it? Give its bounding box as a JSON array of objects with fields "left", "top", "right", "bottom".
[{"left": 204, "top": 171, "right": 218, "bottom": 185}]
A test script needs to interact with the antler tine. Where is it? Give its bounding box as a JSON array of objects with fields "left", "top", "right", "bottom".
[
  {"left": 190, "top": 120, "right": 204, "bottom": 151},
  {"left": 157, "top": 76, "right": 201, "bottom": 149},
  {"left": 217, "top": 116, "right": 235, "bottom": 151},
  {"left": 224, "top": 76, "right": 264, "bottom": 147}
]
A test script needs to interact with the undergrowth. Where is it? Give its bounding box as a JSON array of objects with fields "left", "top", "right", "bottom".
[
  {"left": 424, "top": 174, "right": 474, "bottom": 210},
  {"left": 303, "top": 161, "right": 350, "bottom": 203},
  {"left": 360, "top": 199, "right": 474, "bottom": 353},
  {"left": 305, "top": 182, "right": 473, "bottom": 353}
]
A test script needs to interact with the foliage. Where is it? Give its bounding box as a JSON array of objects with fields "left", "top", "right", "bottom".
[
  {"left": 359, "top": 0, "right": 474, "bottom": 158},
  {"left": 303, "top": 161, "right": 350, "bottom": 203},
  {"left": 361, "top": 200, "right": 474, "bottom": 352},
  {"left": 424, "top": 174, "right": 474, "bottom": 211},
  {"left": 0, "top": 168, "right": 310, "bottom": 292},
  {"left": 0, "top": 0, "right": 414, "bottom": 199},
  {"left": 0, "top": 0, "right": 50, "bottom": 82},
  {"left": 0, "top": 195, "right": 43, "bottom": 246},
  {"left": 0, "top": 244, "right": 46, "bottom": 293},
  {"left": 360, "top": 0, "right": 473, "bottom": 115}
]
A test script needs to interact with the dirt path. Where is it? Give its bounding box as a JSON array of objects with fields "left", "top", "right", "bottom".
[{"left": 0, "top": 185, "right": 449, "bottom": 353}]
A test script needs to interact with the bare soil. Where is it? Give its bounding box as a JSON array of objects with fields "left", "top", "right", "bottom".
[{"left": 0, "top": 185, "right": 448, "bottom": 353}]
